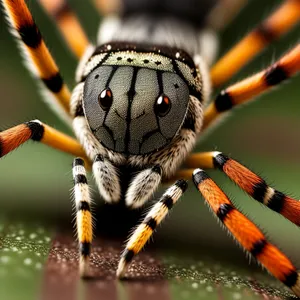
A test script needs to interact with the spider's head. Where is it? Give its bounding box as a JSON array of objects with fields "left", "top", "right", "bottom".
[
  {"left": 83, "top": 65, "right": 190, "bottom": 155},
  {"left": 81, "top": 43, "right": 204, "bottom": 155}
]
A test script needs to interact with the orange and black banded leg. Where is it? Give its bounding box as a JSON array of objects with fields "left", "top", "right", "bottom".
[
  {"left": 38, "top": 0, "right": 89, "bottom": 58},
  {"left": 117, "top": 179, "right": 188, "bottom": 278},
  {"left": 213, "top": 152, "right": 300, "bottom": 227},
  {"left": 193, "top": 169, "right": 300, "bottom": 297},
  {"left": 0, "top": 120, "right": 87, "bottom": 160},
  {"left": 210, "top": 0, "right": 300, "bottom": 87},
  {"left": 2, "top": 0, "right": 71, "bottom": 120},
  {"left": 179, "top": 151, "right": 300, "bottom": 226},
  {"left": 204, "top": 44, "right": 300, "bottom": 130},
  {"left": 72, "top": 158, "right": 93, "bottom": 276}
]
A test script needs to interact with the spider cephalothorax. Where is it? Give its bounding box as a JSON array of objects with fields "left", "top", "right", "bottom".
[
  {"left": 1, "top": 0, "right": 300, "bottom": 297},
  {"left": 81, "top": 43, "right": 203, "bottom": 156}
]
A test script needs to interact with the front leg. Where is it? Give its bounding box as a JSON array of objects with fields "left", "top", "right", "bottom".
[
  {"left": 72, "top": 158, "right": 93, "bottom": 277},
  {"left": 117, "top": 179, "right": 188, "bottom": 278}
]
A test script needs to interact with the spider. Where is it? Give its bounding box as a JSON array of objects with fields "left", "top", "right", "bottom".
[{"left": 1, "top": 0, "right": 300, "bottom": 296}]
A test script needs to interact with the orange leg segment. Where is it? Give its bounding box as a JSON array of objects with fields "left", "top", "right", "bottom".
[
  {"left": 171, "top": 151, "right": 300, "bottom": 227},
  {"left": 92, "top": 0, "right": 121, "bottom": 15},
  {"left": 2, "top": 0, "right": 71, "bottom": 116},
  {"left": 193, "top": 169, "right": 300, "bottom": 296},
  {"left": 0, "top": 120, "right": 87, "bottom": 161},
  {"left": 210, "top": 0, "right": 300, "bottom": 88},
  {"left": 38, "top": 0, "right": 89, "bottom": 58},
  {"left": 207, "top": 0, "right": 248, "bottom": 31},
  {"left": 204, "top": 44, "right": 300, "bottom": 130},
  {"left": 212, "top": 152, "right": 300, "bottom": 226},
  {"left": 2, "top": 0, "right": 71, "bottom": 117}
]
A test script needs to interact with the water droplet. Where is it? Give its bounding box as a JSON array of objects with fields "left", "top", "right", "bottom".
[
  {"left": 232, "top": 292, "right": 242, "bottom": 299},
  {"left": 206, "top": 286, "right": 213, "bottom": 292},
  {"left": 191, "top": 282, "right": 199, "bottom": 289},
  {"left": 0, "top": 256, "right": 10, "bottom": 264},
  {"left": 29, "top": 233, "right": 37, "bottom": 239},
  {"left": 24, "top": 258, "right": 32, "bottom": 265},
  {"left": 35, "top": 262, "right": 42, "bottom": 269}
]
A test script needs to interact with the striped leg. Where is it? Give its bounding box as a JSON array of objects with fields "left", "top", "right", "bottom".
[
  {"left": 2, "top": 0, "right": 71, "bottom": 121},
  {"left": 0, "top": 120, "right": 87, "bottom": 160},
  {"left": 193, "top": 169, "right": 300, "bottom": 297},
  {"left": 38, "top": 0, "right": 89, "bottom": 58},
  {"left": 212, "top": 152, "right": 300, "bottom": 226},
  {"left": 72, "top": 158, "right": 93, "bottom": 277},
  {"left": 117, "top": 179, "right": 188, "bottom": 278},
  {"left": 203, "top": 44, "right": 300, "bottom": 130},
  {"left": 175, "top": 151, "right": 300, "bottom": 226},
  {"left": 210, "top": 0, "right": 300, "bottom": 88}
]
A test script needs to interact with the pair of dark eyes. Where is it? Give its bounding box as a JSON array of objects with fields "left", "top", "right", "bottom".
[{"left": 98, "top": 88, "right": 171, "bottom": 117}]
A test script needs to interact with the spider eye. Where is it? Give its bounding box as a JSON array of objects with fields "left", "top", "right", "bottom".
[
  {"left": 154, "top": 94, "right": 171, "bottom": 117},
  {"left": 98, "top": 88, "right": 113, "bottom": 111}
]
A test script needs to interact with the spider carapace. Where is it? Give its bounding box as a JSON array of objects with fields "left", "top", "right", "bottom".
[{"left": 1, "top": 0, "right": 300, "bottom": 296}]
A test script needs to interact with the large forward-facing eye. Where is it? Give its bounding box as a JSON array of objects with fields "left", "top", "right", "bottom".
[
  {"left": 154, "top": 94, "right": 171, "bottom": 117},
  {"left": 98, "top": 88, "right": 113, "bottom": 111}
]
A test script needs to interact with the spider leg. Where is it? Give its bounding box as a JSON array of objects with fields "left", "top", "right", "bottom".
[
  {"left": 210, "top": 0, "right": 300, "bottom": 88},
  {"left": 125, "top": 165, "right": 162, "bottom": 209},
  {"left": 117, "top": 179, "right": 188, "bottom": 278},
  {"left": 193, "top": 169, "right": 300, "bottom": 297},
  {"left": 0, "top": 120, "right": 87, "bottom": 160},
  {"left": 92, "top": 0, "right": 121, "bottom": 16},
  {"left": 203, "top": 44, "right": 300, "bottom": 130},
  {"left": 72, "top": 158, "right": 93, "bottom": 277},
  {"left": 2, "top": 0, "right": 71, "bottom": 121},
  {"left": 172, "top": 151, "right": 300, "bottom": 227},
  {"left": 206, "top": 0, "right": 248, "bottom": 31},
  {"left": 38, "top": 0, "right": 89, "bottom": 58}
]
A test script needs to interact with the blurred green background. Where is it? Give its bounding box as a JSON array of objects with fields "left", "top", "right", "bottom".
[{"left": 0, "top": 0, "right": 300, "bottom": 299}]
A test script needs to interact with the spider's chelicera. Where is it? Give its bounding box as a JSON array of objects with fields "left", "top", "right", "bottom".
[{"left": 1, "top": 0, "right": 300, "bottom": 296}]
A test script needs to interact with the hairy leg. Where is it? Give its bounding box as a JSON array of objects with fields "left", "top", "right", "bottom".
[
  {"left": 172, "top": 151, "right": 300, "bottom": 226},
  {"left": 0, "top": 120, "right": 87, "bottom": 161},
  {"left": 2, "top": 0, "right": 72, "bottom": 121},
  {"left": 193, "top": 168, "right": 300, "bottom": 297},
  {"left": 210, "top": 0, "right": 300, "bottom": 87},
  {"left": 117, "top": 179, "right": 188, "bottom": 278},
  {"left": 72, "top": 158, "right": 93, "bottom": 276}
]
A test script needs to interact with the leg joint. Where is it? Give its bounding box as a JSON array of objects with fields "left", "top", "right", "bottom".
[{"left": 25, "top": 120, "right": 44, "bottom": 141}]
